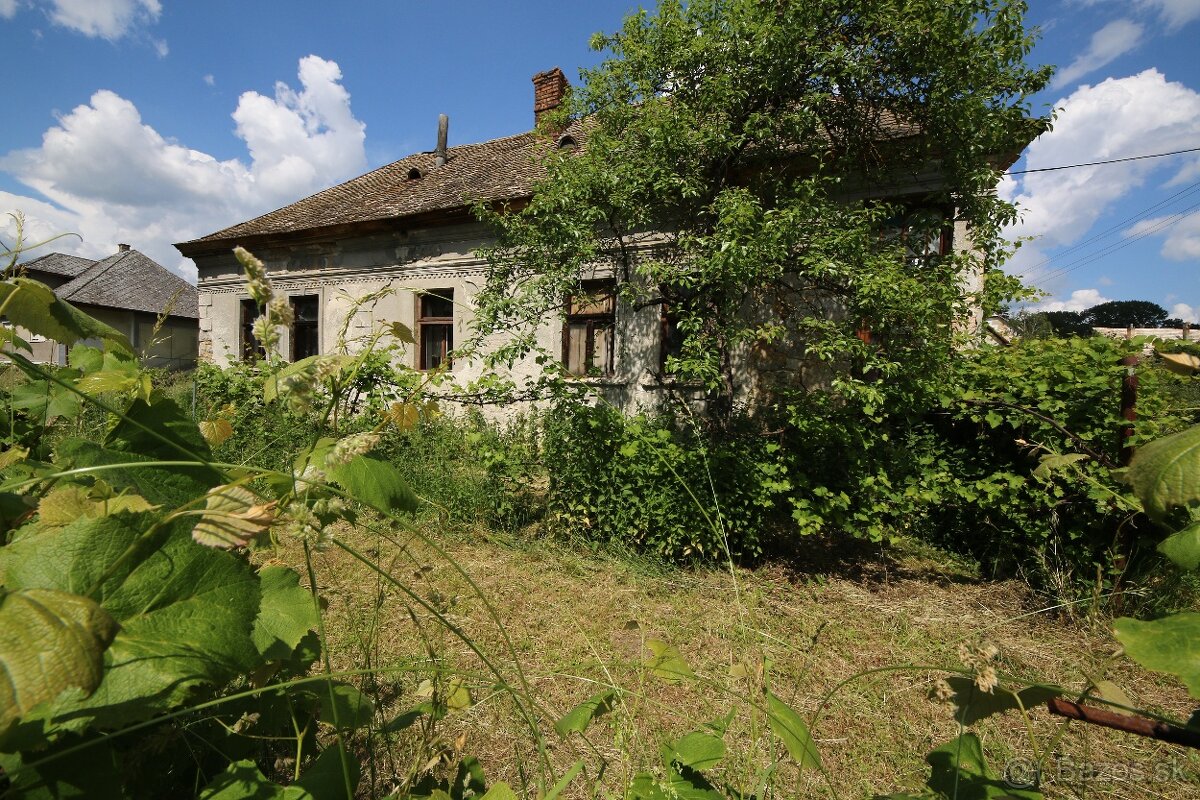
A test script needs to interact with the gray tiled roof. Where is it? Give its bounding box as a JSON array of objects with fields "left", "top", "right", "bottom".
[
  {"left": 54, "top": 249, "right": 199, "bottom": 319},
  {"left": 18, "top": 252, "right": 97, "bottom": 279},
  {"left": 182, "top": 125, "right": 582, "bottom": 248}
]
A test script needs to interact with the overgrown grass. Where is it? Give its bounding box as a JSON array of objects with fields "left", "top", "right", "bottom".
[{"left": 281, "top": 521, "right": 1200, "bottom": 798}]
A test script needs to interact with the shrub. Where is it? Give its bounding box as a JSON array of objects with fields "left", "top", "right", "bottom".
[{"left": 542, "top": 402, "right": 790, "bottom": 561}]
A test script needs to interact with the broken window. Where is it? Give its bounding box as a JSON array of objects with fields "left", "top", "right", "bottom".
[
  {"left": 418, "top": 289, "right": 454, "bottom": 369},
  {"left": 563, "top": 279, "right": 615, "bottom": 377},
  {"left": 290, "top": 295, "right": 320, "bottom": 361},
  {"left": 881, "top": 207, "right": 951, "bottom": 267}
]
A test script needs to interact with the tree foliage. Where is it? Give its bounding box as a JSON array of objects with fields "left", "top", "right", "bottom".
[
  {"left": 1084, "top": 299, "right": 1175, "bottom": 329},
  {"left": 475, "top": 0, "right": 1050, "bottom": 414}
]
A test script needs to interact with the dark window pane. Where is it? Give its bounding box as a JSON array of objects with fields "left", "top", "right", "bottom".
[
  {"left": 241, "top": 298, "right": 263, "bottom": 361},
  {"left": 291, "top": 295, "right": 319, "bottom": 360},
  {"left": 421, "top": 291, "right": 454, "bottom": 319},
  {"left": 420, "top": 324, "right": 452, "bottom": 369}
]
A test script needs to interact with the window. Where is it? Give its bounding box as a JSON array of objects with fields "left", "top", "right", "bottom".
[
  {"left": 563, "top": 280, "right": 615, "bottom": 377},
  {"left": 882, "top": 207, "right": 951, "bottom": 267},
  {"left": 418, "top": 289, "right": 454, "bottom": 369},
  {"left": 660, "top": 303, "right": 685, "bottom": 373},
  {"left": 290, "top": 295, "right": 320, "bottom": 361},
  {"left": 240, "top": 298, "right": 263, "bottom": 361}
]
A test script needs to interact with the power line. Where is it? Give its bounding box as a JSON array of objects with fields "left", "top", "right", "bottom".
[
  {"left": 1005, "top": 146, "right": 1200, "bottom": 176},
  {"left": 1031, "top": 202, "right": 1200, "bottom": 286},
  {"left": 1019, "top": 178, "right": 1200, "bottom": 276}
]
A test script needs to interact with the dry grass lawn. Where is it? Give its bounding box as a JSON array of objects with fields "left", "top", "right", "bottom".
[{"left": 265, "top": 521, "right": 1200, "bottom": 799}]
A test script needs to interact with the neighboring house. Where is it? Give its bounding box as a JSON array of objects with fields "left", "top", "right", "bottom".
[
  {"left": 11, "top": 245, "right": 200, "bottom": 370},
  {"left": 176, "top": 68, "right": 1010, "bottom": 410}
]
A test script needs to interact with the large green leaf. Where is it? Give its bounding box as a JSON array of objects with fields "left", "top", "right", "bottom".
[
  {"left": 0, "top": 588, "right": 118, "bottom": 741},
  {"left": 0, "top": 279, "right": 132, "bottom": 356},
  {"left": 1114, "top": 613, "right": 1200, "bottom": 698},
  {"left": 555, "top": 689, "right": 617, "bottom": 736},
  {"left": 56, "top": 438, "right": 214, "bottom": 509},
  {"left": 925, "top": 733, "right": 1042, "bottom": 799},
  {"left": 312, "top": 681, "right": 374, "bottom": 731},
  {"left": 0, "top": 736, "right": 123, "bottom": 799},
  {"left": 0, "top": 512, "right": 261, "bottom": 730},
  {"left": 1157, "top": 522, "right": 1200, "bottom": 571},
  {"left": 252, "top": 566, "right": 319, "bottom": 661},
  {"left": 1126, "top": 425, "right": 1200, "bottom": 522},
  {"left": 765, "top": 689, "right": 821, "bottom": 769},
  {"left": 328, "top": 455, "right": 418, "bottom": 514}
]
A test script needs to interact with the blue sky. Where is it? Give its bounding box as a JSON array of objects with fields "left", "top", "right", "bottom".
[{"left": 1, "top": 1, "right": 1198, "bottom": 320}]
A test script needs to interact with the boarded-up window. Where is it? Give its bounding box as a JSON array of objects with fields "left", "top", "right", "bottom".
[
  {"left": 418, "top": 290, "right": 454, "bottom": 370},
  {"left": 563, "top": 280, "right": 615, "bottom": 377},
  {"left": 290, "top": 295, "right": 319, "bottom": 361}
]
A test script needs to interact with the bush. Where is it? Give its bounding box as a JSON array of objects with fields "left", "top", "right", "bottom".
[{"left": 542, "top": 403, "right": 790, "bottom": 561}]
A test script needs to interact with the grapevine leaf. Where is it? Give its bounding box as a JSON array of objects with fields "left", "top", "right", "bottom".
[
  {"left": 555, "top": 689, "right": 617, "bottom": 736},
  {"left": 0, "top": 588, "right": 118, "bottom": 740},
  {"left": 36, "top": 484, "right": 156, "bottom": 530},
  {"left": 252, "top": 566, "right": 319, "bottom": 661},
  {"left": 328, "top": 455, "right": 418, "bottom": 514},
  {"left": 645, "top": 639, "right": 695, "bottom": 684},
  {"left": 198, "top": 419, "right": 234, "bottom": 448},
  {"left": 0, "top": 512, "right": 261, "bottom": 729},
  {"left": 0, "top": 278, "right": 133, "bottom": 356},
  {"left": 1126, "top": 425, "right": 1200, "bottom": 522},
  {"left": 926, "top": 733, "right": 1042, "bottom": 799},
  {"left": 1157, "top": 522, "right": 1200, "bottom": 571},
  {"left": 200, "top": 753, "right": 359, "bottom": 799},
  {"left": 0, "top": 736, "right": 123, "bottom": 799},
  {"left": 1114, "top": 613, "right": 1200, "bottom": 697},
  {"left": 192, "top": 484, "right": 275, "bottom": 549},
  {"left": 765, "top": 689, "right": 821, "bottom": 769}
]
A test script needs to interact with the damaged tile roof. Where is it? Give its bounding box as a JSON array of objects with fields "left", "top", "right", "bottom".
[
  {"left": 182, "top": 126, "right": 579, "bottom": 249},
  {"left": 54, "top": 249, "right": 199, "bottom": 319}
]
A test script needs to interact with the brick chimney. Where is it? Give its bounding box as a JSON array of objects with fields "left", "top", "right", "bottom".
[
  {"left": 117, "top": 243, "right": 131, "bottom": 252},
  {"left": 532, "top": 67, "right": 568, "bottom": 128}
]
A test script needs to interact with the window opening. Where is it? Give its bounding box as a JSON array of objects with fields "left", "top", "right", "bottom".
[
  {"left": 563, "top": 280, "right": 615, "bottom": 377},
  {"left": 240, "top": 298, "right": 264, "bottom": 361},
  {"left": 419, "top": 289, "right": 454, "bottom": 369},
  {"left": 291, "top": 295, "right": 320, "bottom": 361}
]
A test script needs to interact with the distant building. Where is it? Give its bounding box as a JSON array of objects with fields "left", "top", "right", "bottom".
[{"left": 12, "top": 244, "right": 199, "bottom": 369}]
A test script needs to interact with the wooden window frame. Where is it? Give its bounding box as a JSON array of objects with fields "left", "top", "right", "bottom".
[
  {"left": 417, "top": 289, "right": 454, "bottom": 370},
  {"left": 562, "top": 279, "right": 616, "bottom": 377}
]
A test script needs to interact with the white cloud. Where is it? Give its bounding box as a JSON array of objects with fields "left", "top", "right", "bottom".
[
  {"left": 1140, "top": 0, "right": 1200, "bottom": 30},
  {"left": 1, "top": 56, "right": 367, "bottom": 280},
  {"left": 1037, "top": 288, "right": 1112, "bottom": 312},
  {"left": 203, "top": 74, "right": 215, "bottom": 87},
  {"left": 1127, "top": 211, "right": 1200, "bottom": 260},
  {"left": 0, "top": 0, "right": 19, "bottom": 19},
  {"left": 1171, "top": 302, "right": 1198, "bottom": 322},
  {"left": 1053, "top": 19, "right": 1144, "bottom": 88},
  {"left": 1005, "top": 69, "right": 1200, "bottom": 276},
  {"left": 152, "top": 37, "right": 167, "bottom": 57},
  {"left": 43, "top": 0, "right": 160, "bottom": 40}
]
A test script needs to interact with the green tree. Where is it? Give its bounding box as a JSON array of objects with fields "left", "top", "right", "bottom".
[
  {"left": 1083, "top": 299, "right": 1172, "bottom": 328},
  {"left": 474, "top": 0, "right": 1050, "bottom": 418}
]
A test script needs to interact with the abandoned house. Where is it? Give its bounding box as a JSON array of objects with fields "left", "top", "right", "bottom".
[
  {"left": 13, "top": 245, "right": 199, "bottom": 369},
  {"left": 176, "top": 68, "right": 1009, "bottom": 410}
]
